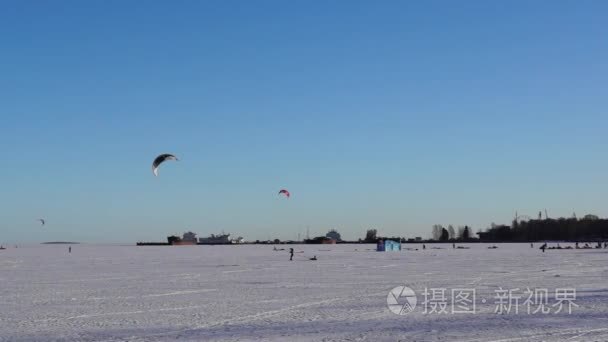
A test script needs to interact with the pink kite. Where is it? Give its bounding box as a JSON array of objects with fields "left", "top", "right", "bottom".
[{"left": 278, "top": 189, "right": 290, "bottom": 198}]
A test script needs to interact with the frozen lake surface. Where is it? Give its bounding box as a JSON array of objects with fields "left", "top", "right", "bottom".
[{"left": 1, "top": 243, "right": 608, "bottom": 341}]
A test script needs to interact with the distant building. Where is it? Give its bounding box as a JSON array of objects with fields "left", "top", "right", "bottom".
[
  {"left": 326, "top": 229, "right": 342, "bottom": 242},
  {"left": 415, "top": 237, "right": 422, "bottom": 242}
]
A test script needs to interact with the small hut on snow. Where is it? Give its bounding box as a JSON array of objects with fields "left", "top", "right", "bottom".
[{"left": 377, "top": 239, "right": 401, "bottom": 252}]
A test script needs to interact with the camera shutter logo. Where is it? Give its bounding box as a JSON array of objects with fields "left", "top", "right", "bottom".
[{"left": 387, "top": 286, "right": 417, "bottom": 315}]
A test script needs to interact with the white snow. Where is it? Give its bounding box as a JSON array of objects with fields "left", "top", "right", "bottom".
[{"left": 1, "top": 243, "right": 607, "bottom": 341}]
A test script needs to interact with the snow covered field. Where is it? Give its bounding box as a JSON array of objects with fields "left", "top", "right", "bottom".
[{"left": 1, "top": 243, "right": 607, "bottom": 341}]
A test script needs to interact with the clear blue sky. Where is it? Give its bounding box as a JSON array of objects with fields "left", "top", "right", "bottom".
[{"left": 1, "top": 1, "right": 607, "bottom": 243}]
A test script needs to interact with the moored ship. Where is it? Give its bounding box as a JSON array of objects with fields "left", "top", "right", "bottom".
[
  {"left": 167, "top": 231, "right": 198, "bottom": 245},
  {"left": 198, "top": 233, "right": 232, "bottom": 245},
  {"left": 137, "top": 231, "right": 242, "bottom": 246},
  {"left": 304, "top": 236, "right": 337, "bottom": 244}
]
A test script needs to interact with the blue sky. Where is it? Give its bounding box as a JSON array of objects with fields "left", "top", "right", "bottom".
[{"left": 1, "top": 1, "right": 607, "bottom": 243}]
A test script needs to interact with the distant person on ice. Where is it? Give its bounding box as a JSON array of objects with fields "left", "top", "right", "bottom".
[
  {"left": 540, "top": 243, "right": 547, "bottom": 253},
  {"left": 310, "top": 255, "right": 317, "bottom": 261},
  {"left": 289, "top": 248, "right": 294, "bottom": 261},
  {"left": 68, "top": 246, "right": 71, "bottom": 253}
]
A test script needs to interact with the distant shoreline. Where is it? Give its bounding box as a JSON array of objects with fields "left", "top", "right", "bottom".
[
  {"left": 135, "top": 239, "right": 606, "bottom": 246},
  {"left": 41, "top": 242, "right": 80, "bottom": 245}
]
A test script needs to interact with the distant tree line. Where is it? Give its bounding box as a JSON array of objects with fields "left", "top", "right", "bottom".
[
  {"left": 431, "top": 224, "right": 471, "bottom": 241},
  {"left": 480, "top": 215, "right": 608, "bottom": 241},
  {"left": 331, "top": 215, "right": 608, "bottom": 244}
]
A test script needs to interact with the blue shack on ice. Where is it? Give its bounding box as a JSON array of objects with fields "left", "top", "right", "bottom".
[{"left": 377, "top": 239, "right": 401, "bottom": 252}]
